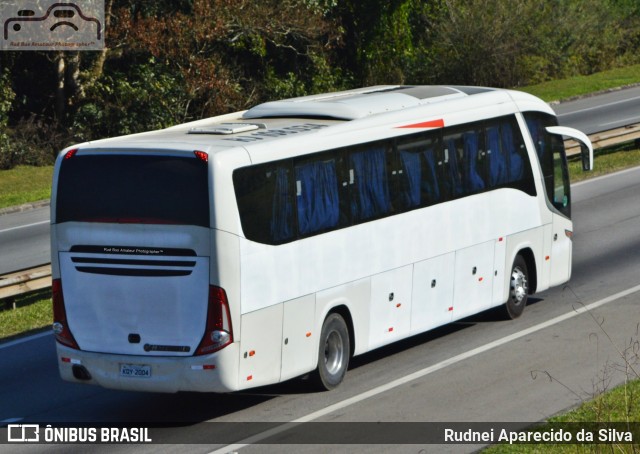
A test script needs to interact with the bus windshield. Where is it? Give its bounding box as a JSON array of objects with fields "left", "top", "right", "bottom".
[
  {"left": 525, "top": 113, "right": 571, "bottom": 218},
  {"left": 56, "top": 154, "right": 210, "bottom": 227}
]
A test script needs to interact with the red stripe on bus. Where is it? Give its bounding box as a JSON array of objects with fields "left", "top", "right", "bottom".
[{"left": 396, "top": 119, "right": 445, "bottom": 129}]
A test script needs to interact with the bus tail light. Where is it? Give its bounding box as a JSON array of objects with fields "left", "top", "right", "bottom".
[
  {"left": 194, "top": 150, "right": 208, "bottom": 162},
  {"left": 195, "top": 286, "right": 233, "bottom": 356},
  {"left": 64, "top": 148, "right": 78, "bottom": 160},
  {"left": 52, "top": 279, "right": 80, "bottom": 350}
]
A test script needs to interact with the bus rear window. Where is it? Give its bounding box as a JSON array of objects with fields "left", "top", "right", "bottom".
[{"left": 56, "top": 154, "right": 210, "bottom": 227}]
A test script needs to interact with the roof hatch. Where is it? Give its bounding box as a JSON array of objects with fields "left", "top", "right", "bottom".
[{"left": 188, "top": 123, "right": 265, "bottom": 135}]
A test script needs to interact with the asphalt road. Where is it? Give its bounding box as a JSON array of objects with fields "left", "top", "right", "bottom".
[
  {"left": 554, "top": 84, "right": 640, "bottom": 133},
  {"left": 1, "top": 166, "right": 639, "bottom": 453},
  {"left": 0, "top": 206, "right": 49, "bottom": 275}
]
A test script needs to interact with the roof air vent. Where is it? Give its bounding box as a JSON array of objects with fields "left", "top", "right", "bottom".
[{"left": 188, "top": 123, "right": 263, "bottom": 135}]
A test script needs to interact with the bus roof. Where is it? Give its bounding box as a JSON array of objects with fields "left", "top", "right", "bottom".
[{"left": 63, "top": 86, "right": 554, "bottom": 156}]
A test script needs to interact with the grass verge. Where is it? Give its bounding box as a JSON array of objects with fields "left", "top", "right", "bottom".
[
  {"left": 485, "top": 379, "right": 640, "bottom": 452},
  {"left": 0, "top": 165, "right": 53, "bottom": 210},
  {"left": 0, "top": 289, "right": 52, "bottom": 341},
  {"left": 519, "top": 64, "right": 640, "bottom": 102},
  {"left": 569, "top": 147, "right": 640, "bottom": 183}
]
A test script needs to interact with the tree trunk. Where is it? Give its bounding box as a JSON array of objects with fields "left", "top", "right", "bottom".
[{"left": 55, "top": 52, "right": 65, "bottom": 121}]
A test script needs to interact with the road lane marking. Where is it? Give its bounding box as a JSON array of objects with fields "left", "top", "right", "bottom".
[
  {"left": 557, "top": 95, "right": 640, "bottom": 116},
  {"left": 599, "top": 115, "right": 640, "bottom": 127},
  {"left": 0, "top": 220, "right": 49, "bottom": 234},
  {"left": 0, "top": 331, "right": 51, "bottom": 350},
  {"left": 571, "top": 164, "right": 640, "bottom": 188},
  {"left": 1, "top": 417, "right": 24, "bottom": 424},
  {"left": 209, "top": 283, "right": 640, "bottom": 453}
]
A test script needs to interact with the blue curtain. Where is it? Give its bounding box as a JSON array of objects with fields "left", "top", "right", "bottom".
[
  {"left": 526, "top": 118, "right": 546, "bottom": 162},
  {"left": 270, "top": 167, "right": 293, "bottom": 242},
  {"left": 445, "top": 138, "right": 463, "bottom": 197},
  {"left": 487, "top": 126, "right": 507, "bottom": 186},
  {"left": 350, "top": 148, "right": 391, "bottom": 220},
  {"left": 503, "top": 123, "right": 523, "bottom": 181},
  {"left": 295, "top": 160, "right": 340, "bottom": 235},
  {"left": 399, "top": 150, "right": 421, "bottom": 208},
  {"left": 463, "top": 132, "right": 485, "bottom": 193},
  {"left": 422, "top": 148, "right": 440, "bottom": 202}
]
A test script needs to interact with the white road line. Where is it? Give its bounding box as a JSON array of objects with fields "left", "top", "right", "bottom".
[
  {"left": 0, "top": 331, "right": 52, "bottom": 350},
  {"left": 557, "top": 95, "right": 640, "bottom": 116},
  {"left": 1, "top": 417, "right": 24, "bottom": 424},
  {"left": 209, "top": 283, "right": 640, "bottom": 454},
  {"left": 599, "top": 115, "right": 640, "bottom": 127},
  {"left": 0, "top": 220, "right": 49, "bottom": 234},
  {"left": 571, "top": 164, "right": 640, "bottom": 188}
]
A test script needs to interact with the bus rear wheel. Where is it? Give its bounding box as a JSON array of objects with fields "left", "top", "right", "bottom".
[
  {"left": 503, "top": 255, "right": 529, "bottom": 319},
  {"left": 314, "top": 313, "right": 350, "bottom": 391}
]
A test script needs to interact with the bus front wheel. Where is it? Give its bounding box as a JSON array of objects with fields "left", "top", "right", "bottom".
[
  {"left": 504, "top": 255, "right": 529, "bottom": 319},
  {"left": 314, "top": 313, "right": 350, "bottom": 391}
]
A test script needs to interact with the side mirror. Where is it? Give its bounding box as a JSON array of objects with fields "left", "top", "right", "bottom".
[
  {"left": 546, "top": 126, "right": 593, "bottom": 171},
  {"left": 580, "top": 143, "right": 590, "bottom": 171}
]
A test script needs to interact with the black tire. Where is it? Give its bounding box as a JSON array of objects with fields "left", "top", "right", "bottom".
[
  {"left": 313, "top": 313, "right": 350, "bottom": 391},
  {"left": 503, "top": 255, "right": 529, "bottom": 320}
]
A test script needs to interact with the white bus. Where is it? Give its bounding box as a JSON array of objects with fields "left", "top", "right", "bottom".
[{"left": 51, "top": 85, "right": 593, "bottom": 393}]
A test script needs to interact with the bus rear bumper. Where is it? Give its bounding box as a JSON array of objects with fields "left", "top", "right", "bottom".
[{"left": 55, "top": 343, "right": 240, "bottom": 393}]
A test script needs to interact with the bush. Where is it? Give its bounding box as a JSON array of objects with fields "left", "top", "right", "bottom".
[{"left": 1, "top": 116, "right": 66, "bottom": 170}]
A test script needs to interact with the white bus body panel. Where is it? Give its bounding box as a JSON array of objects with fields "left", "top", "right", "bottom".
[
  {"left": 410, "top": 252, "right": 456, "bottom": 334},
  {"left": 238, "top": 304, "right": 283, "bottom": 389},
  {"left": 281, "top": 294, "right": 316, "bottom": 382},
  {"left": 55, "top": 223, "right": 211, "bottom": 356},
  {"left": 550, "top": 214, "right": 573, "bottom": 286},
  {"left": 492, "top": 236, "right": 508, "bottom": 306},
  {"left": 56, "top": 342, "right": 240, "bottom": 393},
  {"left": 368, "top": 265, "right": 413, "bottom": 350},
  {"left": 453, "top": 240, "right": 495, "bottom": 319}
]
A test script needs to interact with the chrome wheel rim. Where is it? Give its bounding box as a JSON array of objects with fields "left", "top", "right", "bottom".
[
  {"left": 324, "top": 330, "right": 344, "bottom": 376},
  {"left": 510, "top": 266, "right": 528, "bottom": 305}
]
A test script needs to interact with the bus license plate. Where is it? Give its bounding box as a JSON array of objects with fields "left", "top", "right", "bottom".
[{"left": 120, "top": 364, "right": 151, "bottom": 378}]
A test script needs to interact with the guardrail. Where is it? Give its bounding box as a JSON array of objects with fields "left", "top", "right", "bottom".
[
  {"left": 1, "top": 124, "right": 640, "bottom": 304},
  {"left": 565, "top": 123, "right": 640, "bottom": 156},
  {"left": 0, "top": 265, "right": 52, "bottom": 304}
]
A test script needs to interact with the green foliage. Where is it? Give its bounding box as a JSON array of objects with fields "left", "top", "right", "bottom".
[
  {"left": 72, "top": 60, "right": 188, "bottom": 141},
  {"left": 3, "top": 0, "right": 640, "bottom": 170},
  {"left": 427, "top": 0, "right": 634, "bottom": 87},
  {"left": 0, "top": 69, "right": 16, "bottom": 169},
  {"left": 333, "top": 0, "right": 442, "bottom": 85}
]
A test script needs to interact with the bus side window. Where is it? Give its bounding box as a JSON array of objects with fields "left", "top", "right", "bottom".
[
  {"left": 442, "top": 135, "right": 464, "bottom": 198},
  {"left": 502, "top": 122, "right": 524, "bottom": 183},
  {"left": 397, "top": 133, "right": 441, "bottom": 210},
  {"left": 398, "top": 149, "right": 422, "bottom": 208},
  {"left": 422, "top": 147, "right": 441, "bottom": 204},
  {"left": 463, "top": 130, "right": 485, "bottom": 193},
  {"left": 233, "top": 162, "right": 294, "bottom": 244},
  {"left": 270, "top": 166, "right": 295, "bottom": 242},
  {"left": 349, "top": 146, "right": 392, "bottom": 222},
  {"left": 487, "top": 125, "right": 507, "bottom": 187},
  {"left": 294, "top": 157, "right": 340, "bottom": 236}
]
